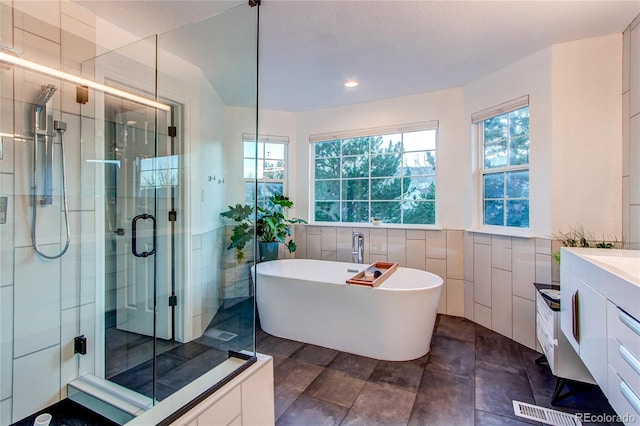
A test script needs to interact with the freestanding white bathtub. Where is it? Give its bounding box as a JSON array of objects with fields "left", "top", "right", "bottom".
[{"left": 253, "top": 259, "right": 443, "bottom": 361}]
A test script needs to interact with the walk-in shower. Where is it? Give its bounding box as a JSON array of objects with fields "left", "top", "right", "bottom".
[{"left": 31, "top": 83, "right": 70, "bottom": 259}]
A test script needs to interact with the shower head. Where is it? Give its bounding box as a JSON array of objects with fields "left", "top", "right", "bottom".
[{"left": 34, "top": 84, "right": 57, "bottom": 112}]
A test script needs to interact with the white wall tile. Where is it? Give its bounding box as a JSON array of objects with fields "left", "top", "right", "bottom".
[
  {"left": 61, "top": 0, "right": 96, "bottom": 27},
  {"left": 491, "top": 268, "right": 512, "bottom": 338},
  {"left": 369, "top": 253, "right": 387, "bottom": 263},
  {"left": 623, "top": 91, "right": 630, "bottom": 177},
  {"left": 192, "top": 248, "right": 202, "bottom": 318},
  {"left": 369, "top": 228, "right": 387, "bottom": 255},
  {"left": 336, "top": 227, "right": 353, "bottom": 262},
  {"left": 14, "top": 247, "right": 60, "bottom": 357},
  {"left": 191, "top": 234, "right": 202, "bottom": 250},
  {"left": 438, "top": 282, "right": 447, "bottom": 314},
  {"left": 321, "top": 250, "right": 337, "bottom": 261},
  {"left": 446, "top": 230, "right": 464, "bottom": 279},
  {"left": 79, "top": 211, "right": 96, "bottom": 305},
  {"left": 631, "top": 114, "right": 640, "bottom": 204},
  {"left": 0, "top": 136, "right": 14, "bottom": 174},
  {"left": 630, "top": 205, "right": 640, "bottom": 247},
  {"left": 474, "top": 303, "right": 491, "bottom": 329},
  {"left": 387, "top": 229, "right": 405, "bottom": 266},
  {"left": 13, "top": 0, "right": 61, "bottom": 43},
  {"left": 1, "top": 398, "right": 11, "bottom": 426},
  {"left": 12, "top": 345, "right": 60, "bottom": 422},
  {"left": 78, "top": 302, "right": 95, "bottom": 377},
  {"left": 474, "top": 233, "right": 492, "bottom": 245},
  {"left": 623, "top": 177, "right": 630, "bottom": 246},
  {"left": 427, "top": 258, "right": 447, "bottom": 313},
  {"left": 512, "top": 238, "right": 536, "bottom": 301},
  {"left": 535, "top": 254, "right": 552, "bottom": 285},
  {"left": 60, "top": 307, "right": 78, "bottom": 399},
  {"left": 512, "top": 296, "right": 535, "bottom": 350},
  {"left": 406, "top": 239, "right": 425, "bottom": 270},
  {"left": 306, "top": 234, "right": 321, "bottom": 260},
  {"left": 426, "top": 230, "right": 446, "bottom": 259},
  {"left": 1, "top": 286, "right": 13, "bottom": 400},
  {"left": 321, "top": 227, "right": 337, "bottom": 252},
  {"left": 491, "top": 235, "right": 511, "bottom": 271},
  {"left": 0, "top": 174, "right": 14, "bottom": 287},
  {"left": 473, "top": 243, "right": 491, "bottom": 307},
  {"left": 535, "top": 238, "right": 551, "bottom": 255},
  {"left": 294, "top": 225, "right": 306, "bottom": 259},
  {"left": 463, "top": 231, "right": 474, "bottom": 281},
  {"left": 306, "top": 226, "right": 321, "bottom": 235},
  {"left": 447, "top": 278, "right": 464, "bottom": 317},
  {"left": 631, "top": 24, "right": 640, "bottom": 116},
  {"left": 61, "top": 211, "right": 81, "bottom": 310},
  {"left": 464, "top": 280, "right": 474, "bottom": 321},
  {"left": 624, "top": 27, "right": 631, "bottom": 93},
  {"left": 406, "top": 229, "right": 424, "bottom": 240}
]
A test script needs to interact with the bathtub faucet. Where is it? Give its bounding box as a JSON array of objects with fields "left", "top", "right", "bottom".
[{"left": 352, "top": 232, "right": 364, "bottom": 264}]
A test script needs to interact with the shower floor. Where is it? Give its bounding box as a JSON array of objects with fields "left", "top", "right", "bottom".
[{"left": 106, "top": 297, "right": 255, "bottom": 401}]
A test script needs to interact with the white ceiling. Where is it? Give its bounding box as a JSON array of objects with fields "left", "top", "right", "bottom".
[{"left": 76, "top": 0, "right": 640, "bottom": 112}]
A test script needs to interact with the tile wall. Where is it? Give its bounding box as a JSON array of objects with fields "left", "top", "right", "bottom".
[{"left": 292, "top": 225, "right": 555, "bottom": 351}]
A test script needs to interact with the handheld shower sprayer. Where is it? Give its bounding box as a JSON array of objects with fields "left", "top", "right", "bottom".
[{"left": 31, "top": 84, "right": 70, "bottom": 259}]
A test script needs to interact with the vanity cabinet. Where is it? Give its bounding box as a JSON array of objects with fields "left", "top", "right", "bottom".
[{"left": 559, "top": 269, "right": 608, "bottom": 391}]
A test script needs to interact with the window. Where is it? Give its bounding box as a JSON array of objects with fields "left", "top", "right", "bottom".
[
  {"left": 243, "top": 134, "right": 288, "bottom": 207},
  {"left": 311, "top": 122, "right": 437, "bottom": 225},
  {"left": 474, "top": 97, "right": 530, "bottom": 228}
]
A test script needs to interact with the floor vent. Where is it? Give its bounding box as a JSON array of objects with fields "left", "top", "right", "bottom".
[
  {"left": 203, "top": 328, "right": 238, "bottom": 342},
  {"left": 513, "top": 401, "right": 582, "bottom": 426}
]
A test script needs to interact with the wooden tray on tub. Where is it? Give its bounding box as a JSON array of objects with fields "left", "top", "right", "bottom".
[{"left": 346, "top": 261, "right": 399, "bottom": 287}]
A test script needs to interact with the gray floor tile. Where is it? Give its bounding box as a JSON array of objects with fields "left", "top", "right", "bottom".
[
  {"left": 368, "top": 359, "right": 424, "bottom": 392},
  {"left": 304, "top": 368, "right": 366, "bottom": 408},
  {"left": 436, "top": 314, "right": 476, "bottom": 343},
  {"left": 341, "top": 382, "right": 416, "bottom": 426},
  {"left": 476, "top": 360, "right": 536, "bottom": 421},
  {"left": 257, "top": 334, "right": 305, "bottom": 357},
  {"left": 476, "top": 410, "right": 540, "bottom": 425},
  {"left": 326, "top": 352, "right": 378, "bottom": 381},
  {"left": 409, "top": 369, "right": 474, "bottom": 426},
  {"left": 290, "top": 343, "right": 339, "bottom": 367},
  {"left": 476, "top": 325, "right": 524, "bottom": 368},
  {"left": 274, "top": 358, "right": 324, "bottom": 389},
  {"left": 426, "top": 334, "right": 475, "bottom": 377},
  {"left": 276, "top": 395, "right": 348, "bottom": 426}
]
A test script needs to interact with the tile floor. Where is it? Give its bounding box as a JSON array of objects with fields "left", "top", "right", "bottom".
[{"left": 257, "top": 314, "right": 622, "bottom": 426}]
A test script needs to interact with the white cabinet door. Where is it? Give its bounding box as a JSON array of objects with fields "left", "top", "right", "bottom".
[{"left": 560, "top": 271, "right": 608, "bottom": 391}]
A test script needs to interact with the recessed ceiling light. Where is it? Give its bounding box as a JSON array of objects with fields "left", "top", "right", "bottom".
[{"left": 344, "top": 80, "right": 359, "bottom": 88}]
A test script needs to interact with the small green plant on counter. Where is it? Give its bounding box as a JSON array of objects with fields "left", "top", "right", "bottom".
[
  {"left": 220, "top": 194, "right": 307, "bottom": 263},
  {"left": 551, "top": 225, "right": 624, "bottom": 264}
]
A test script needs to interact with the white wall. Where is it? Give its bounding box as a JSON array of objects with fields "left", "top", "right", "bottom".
[
  {"left": 295, "top": 88, "right": 467, "bottom": 227},
  {"left": 551, "top": 34, "right": 623, "bottom": 237}
]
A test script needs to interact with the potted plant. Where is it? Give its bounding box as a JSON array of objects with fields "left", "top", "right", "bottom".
[
  {"left": 551, "top": 225, "right": 624, "bottom": 264},
  {"left": 221, "top": 194, "right": 307, "bottom": 263}
]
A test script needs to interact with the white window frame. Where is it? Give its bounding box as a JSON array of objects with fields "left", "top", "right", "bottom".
[
  {"left": 309, "top": 121, "right": 439, "bottom": 227},
  {"left": 473, "top": 96, "right": 530, "bottom": 232},
  {"left": 242, "top": 133, "right": 289, "bottom": 206}
]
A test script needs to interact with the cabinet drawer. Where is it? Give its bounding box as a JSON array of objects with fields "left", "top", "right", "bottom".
[
  {"left": 608, "top": 364, "right": 640, "bottom": 424},
  {"left": 536, "top": 292, "right": 556, "bottom": 337},
  {"left": 537, "top": 313, "right": 556, "bottom": 373},
  {"left": 608, "top": 335, "right": 640, "bottom": 398},
  {"left": 608, "top": 302, "right": 640, "bottom": 362}
]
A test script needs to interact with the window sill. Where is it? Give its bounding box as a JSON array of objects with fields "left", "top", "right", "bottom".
[
  {"left": 466, "top": 226, "right": 535, "bottom": 239},
  {"left": 306, "top": 222, "right": 443, "bottom": 231}
]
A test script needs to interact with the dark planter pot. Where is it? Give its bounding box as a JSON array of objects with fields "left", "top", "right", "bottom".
[{"left": 258, "top": 241, "right": 279, "bottom": 262}]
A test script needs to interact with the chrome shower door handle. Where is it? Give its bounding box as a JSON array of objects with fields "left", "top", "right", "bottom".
[{"left": 131, "top": 213, "right": 156, "bottom": 258}]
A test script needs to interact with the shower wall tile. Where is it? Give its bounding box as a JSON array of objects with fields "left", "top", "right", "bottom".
[
  {"left": 406, "top": 229, "right": 424, "bottom": 240},
  {"left": 14, "top": 246, "right": 60, "bottom": 358},
  {"left": 473, "top": 243, "right": 491, "bottom": 307},
  {"left": 61, "top": 18, "right": 95, "bottom": 116},
  {"left": 491, "top": 268, "right": 512, "bottom": 338},
  {"left": 1, "top": 285, "right": 13, "bottom": 400},
  {"left": 306, "top": 234, "right": 321, "bottom": 260},
  {"left": 191, "top": 247, "right": 202, "bottom": 319},
  {"left": 447, "top": 279, "right": 464, "bottom": 317},
  {"left": 446, "top": 230, "right": 463, "bottom": 279},
  {"left": 387, "top": 229, "right": 406, "bottom": 266},
  {"left": 61, "top": 0, "right": 96, "bottom": 28},
  {"left": 511, "top": 238, "right": 535, "bottom": 301},
  {"left": 0, "top": 71, "right": 15, "bottom": 148},
  {"left": 13, "top": 139, "right": 62, "bottom": 248},
  {"left": 405, "top": 238, "right": 425, "bottom": 270},
  {"left": 425, "top": 230, "right": 446, "bottom": 259},
  {"left": 78, "top": 302, "right": 95, "bottom": 377},
  {"left": 61, "top": 211, "right": 81, "bottom": 310},
  {"left": 369, "top": 228, "right": 387, "bottom": 255},
  {"left": 62, "top": 112, "right": 83, "bottom": 211},
  {"left": 1, "top": 398, "right": 11, "bottom": 426},
  {"left": 463, "top": 232, "right": 474, "bottom": 281},
  {"left": 535, "top": 254, "right": 552, "bottom": 285},
  {"left": 13, "top": 0, "right": 61, "bottom": 44},
  {"left": 535, "top": 238, "right": 551, "bottom": 255},
  {"left": 0, "top": 174, "right": 14, "bottom": 287},
  {"left": 474, "top": 303, "right": 491, "bottom": 329},
  {"left": 464, "top": 280, "right": 474, "bottom": 321},
  {"left": 491, "top": 235, "right": 511, "bottom": 271},
  {"left": 12, "top": 344, "right": 60, "bottom": 422},
  {"left": 512, "top": 296, "right": 535, "bottom": 349},
  {"left": 321, "top": 226, "right": 336, "bottom": 252},
  {"left": 60, "top": 307, "right": 78, "bottom": 399}
]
